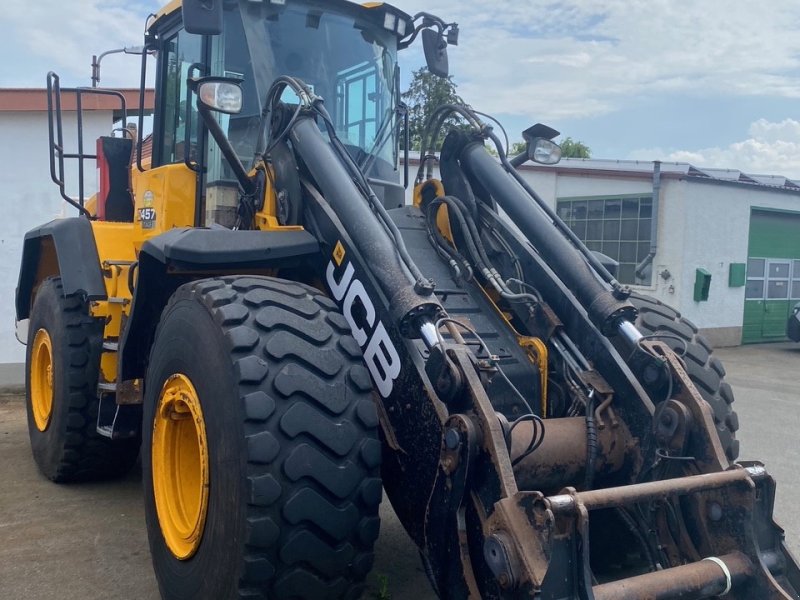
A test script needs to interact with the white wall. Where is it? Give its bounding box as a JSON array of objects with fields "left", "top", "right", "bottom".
[
  {"left": 668, "top": 182, "right": 800, "bottom": 331},
  {"left": 0, "top": 110, "right": 113, "bottom": 366}
]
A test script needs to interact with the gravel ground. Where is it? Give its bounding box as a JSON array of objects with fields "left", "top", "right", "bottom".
[{"left": 0, "top": 342, "right": 797, "bottom": 599}]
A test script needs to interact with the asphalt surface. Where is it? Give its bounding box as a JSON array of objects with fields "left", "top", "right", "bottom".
[{"left": 0, "top": 342, "right": 798, "bottom": 599}]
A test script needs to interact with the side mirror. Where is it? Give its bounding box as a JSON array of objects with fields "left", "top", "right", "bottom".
[
  {"left": 193, "top": 78, "right": 243, "bottom": 114},
  {"left": 182, "top": 0, "right": 223, "bottom": 35},
  {"left": 422, "top": 29, "right": 449, "bottom": 78}
]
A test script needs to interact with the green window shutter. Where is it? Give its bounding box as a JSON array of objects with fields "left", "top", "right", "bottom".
[
  {"left": 729, "top": 263, "right": 746, "bottom": 287},
  {"left": 694, "top": 268, "right": 712, "bottom": 302}
]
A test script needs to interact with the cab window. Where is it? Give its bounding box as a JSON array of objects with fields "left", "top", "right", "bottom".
[{"left": 158, "top": 28, "right": 203, "bottom": 165}]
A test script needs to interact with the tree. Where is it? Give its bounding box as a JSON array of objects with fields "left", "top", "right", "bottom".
[
  {"left": 558, "top": 137, "right": 591, "bottom": 158},
  {"left": 402, "top": 67, "right": 466, "bottom": 151},
  {"left": 504, "top": 137, "right": 592, "bottom": 160},
  {"left": 509, "top": 141, "right": 527, "bottom": 156}
]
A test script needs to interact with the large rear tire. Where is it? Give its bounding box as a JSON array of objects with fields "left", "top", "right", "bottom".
[
  {"left": 143, "top": 276, "right": 381, "bottom": 599},
  {"left": 629, "top": 292, "right": 740, "bottom": 461},
  {"left": 25, "top": 277, "right": 140, "bottom": 482}
]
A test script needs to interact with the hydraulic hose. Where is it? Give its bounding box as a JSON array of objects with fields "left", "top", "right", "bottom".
[{"left": 458, "top": 140, "right": 636, "bottom": 336}]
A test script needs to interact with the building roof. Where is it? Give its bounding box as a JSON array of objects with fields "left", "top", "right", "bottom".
[
  {"left": 0, "top": 88, "right": 154, "bottom": 113},
  {"left": 520, "top": 157, "right": 800, "bottom": 195}
]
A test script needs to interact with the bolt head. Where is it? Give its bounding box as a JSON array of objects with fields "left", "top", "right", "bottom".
[{"left": 445, "top": 427, "right": 461, "bottom": 450}]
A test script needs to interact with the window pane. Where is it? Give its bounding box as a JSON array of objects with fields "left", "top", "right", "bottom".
[
  {"left": 747, "top": 258, "right": 765, "bottom": 278},
  {"left": 602, "top": 241, "right": 620, "bottom": 258},
  {"left": 793, "top": 281, "right": 800, "bottom": 299},
  {"left": 586, "top": 241, "right": 602, "bottom": 251},
  {"left": 638, "top": 242, "right": 650, "bottom": 261},
  {"left": 570, "top": 220, "right": 587, "bottom": 238},
  {"left": 586, "top": 221, "right": 602, "bottom": 240},
  {"left": 620, "top": 219, "right": 638, "bottom": 240},
  {"left": 603, "top": 220, "right": 620, "bottom": 241},
  {"left": 572, "top": 201, "right": 588, "bottom": 220},
  {"left": 618, "top": 264, "right": 636, "bottom": 284},
  {"left": 621, "top": 198, "right": 639, "bottom": 218},
  {"left": 638, "top": 219, "right": 651, "bottom": 241},
  {"left": 604, "top": 199, "right": 621, "bottom": 219},
  {"left": 557, "top": 203, "right": 571, "bottom": 219},
  {"left": 639, "top": 198, "right": 652, "bottom": 218},
  {"left": 619, "top": 242, "right": 637, "bottom": 263},
  {"left": 588, "top": 200, "right": 604, "bottom": 220},
  {"left": 794, "top": 260, "right": 800, "bottom": 279},
  {"left": 769, "top": 262, "right": 790, "bottom": 278},
  {"left": 745, "top": 279, "right": 764, "bottom": 299},
  {"left": 767, "top": 280, "right": 789, "bottom": 299}
]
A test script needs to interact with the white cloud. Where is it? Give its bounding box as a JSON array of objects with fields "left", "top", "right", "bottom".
[
  {"left": 629, "top": 118, "right": 800, "bottom": 178},
  {"left": 3, "top": 0, "right": 800, "bottom": 135},
  {"left": 398, "top": 0, "right": 800, "bottom": 121},
  {"left": 1, "top": 0, "right": 160, "bottom": 88}
]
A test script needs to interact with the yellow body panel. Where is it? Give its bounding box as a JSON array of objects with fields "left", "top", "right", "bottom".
[
  {"left": 413, "top": 179, "right": 452, "bottom": 241},
  {"left": 131, "top": 163, "right": 197, "bottom": 250},
  {"left": 154, "top": 0, "right": 181, "bottom": 22},
  {"left": 89, "top": 222, "right": 138, "bottom": 384},
  {"left": 251, "top": 165, "right": 305, "bottom": 232}
]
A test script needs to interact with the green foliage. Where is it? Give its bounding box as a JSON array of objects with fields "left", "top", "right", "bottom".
[
  {"left": 509, "top": 141, "right": 527, "bottom": 156},
  {"left": 558, "top": 136, "right": 592, "bottom": 158},
  {"left": 402, "top": 67, "right": 466, "bottom": 151},
  {"left": 375, "top": 574, "right": 391, "bottom": 600},
  {"left": 504, "top": 137, "right": 591, "bottom": 160}
]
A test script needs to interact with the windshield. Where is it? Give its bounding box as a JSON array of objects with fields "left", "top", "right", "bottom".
[{"left": 210, "top": 0, "right": 399, "bottom": 181}]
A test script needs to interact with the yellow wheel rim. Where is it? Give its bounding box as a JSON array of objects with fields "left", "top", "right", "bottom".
[
  {"left": 30, "top": 329, "right": 54, "bottom": 432},
  {"left": 152, "top": 373, "right": 210, "bottom": 560}
]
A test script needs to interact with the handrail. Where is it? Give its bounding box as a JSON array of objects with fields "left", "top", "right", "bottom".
[{"left": 46, "top": 71, "right": 128, "bottom": 217}]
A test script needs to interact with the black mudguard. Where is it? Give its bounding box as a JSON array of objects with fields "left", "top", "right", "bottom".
[
  {"left": 16, "top": 217, "right": 106, "bottom": 320},
  {"left": 117, "top": 227, "right": 320, "bottom": 382}
]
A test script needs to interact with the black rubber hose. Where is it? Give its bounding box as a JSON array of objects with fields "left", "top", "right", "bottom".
[
  {"left": 584, "top": 393, "right": 598, "bottom": 491},
  {"left": 615, "top": 507, "right": 659, "bottom": 572}
]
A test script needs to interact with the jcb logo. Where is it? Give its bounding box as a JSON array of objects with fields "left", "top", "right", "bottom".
[{"left": 326, "top": 259, "right": 401, "bottom": 398}]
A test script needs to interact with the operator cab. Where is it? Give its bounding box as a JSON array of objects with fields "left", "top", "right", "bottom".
[{"left": 147, "top": 0, "right": 456, "bottom": 224}]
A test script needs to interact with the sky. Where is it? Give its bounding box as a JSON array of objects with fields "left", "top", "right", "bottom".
[{"left": 3, "top": 0, "right": 800, "bottom": 177}]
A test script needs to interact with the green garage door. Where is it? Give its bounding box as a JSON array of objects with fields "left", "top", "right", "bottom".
[{"left": 742, "top": 209, "right": 800, "bottom": 343}]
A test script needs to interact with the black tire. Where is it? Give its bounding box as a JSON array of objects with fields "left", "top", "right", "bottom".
[
  {"left": 628, "top": 292, "right": 740, "bottom": 461},
  {"left": 143, "top": 276, "right": 382, "bottom": 600},
  {"left": 25, "top": 277, "right": 140, "bottom": 482}
]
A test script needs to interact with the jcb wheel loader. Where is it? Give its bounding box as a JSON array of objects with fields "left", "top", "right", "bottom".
[{"left": 15, "top": 0, "right": 799, "bottom": 598}]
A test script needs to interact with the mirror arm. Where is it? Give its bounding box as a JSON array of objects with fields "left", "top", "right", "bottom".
[
  {"left": 399, "top": 24, "right": 424, "bottom": 50},
  {"left": 196, "top": 100, "right": 256, "bottom": 196},
  {"left": 509, "top": 152, "right": 528, "bottom": 168}
]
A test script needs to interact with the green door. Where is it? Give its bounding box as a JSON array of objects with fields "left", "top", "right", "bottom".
[{"left": 742, "top": 209, "right": 800, "bottom": 343}]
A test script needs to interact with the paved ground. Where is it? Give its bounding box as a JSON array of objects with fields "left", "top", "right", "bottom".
[{"left": 0, "top": 342, "right": 798, "bottom": 599}]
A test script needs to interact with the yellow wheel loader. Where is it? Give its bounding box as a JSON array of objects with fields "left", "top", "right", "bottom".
[{"left": 16, "top": 1, "right": 800, "bottom": 598}]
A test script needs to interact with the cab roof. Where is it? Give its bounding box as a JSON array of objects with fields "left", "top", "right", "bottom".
[{"left": 151, "top": 0, "right": 411, "bottom": 32}]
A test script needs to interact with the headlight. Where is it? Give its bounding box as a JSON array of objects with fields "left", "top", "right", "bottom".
[{"left": 530, "top": 138, "right": 562, "bottom": 165}]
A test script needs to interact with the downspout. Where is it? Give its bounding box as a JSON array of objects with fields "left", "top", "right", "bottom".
[{"left": 635, "top": 160, "right": 661, "bottom": 281}]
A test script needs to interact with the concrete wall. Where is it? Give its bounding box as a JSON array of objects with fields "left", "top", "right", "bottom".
[{"left": 0, "top": 110, "right": 112, "bottom": 382}]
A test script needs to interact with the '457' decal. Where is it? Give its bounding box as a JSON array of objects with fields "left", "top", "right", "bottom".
[
  {"left": 138, "top": 207, "right": 156, "bottom": 229},
  {"left": 326, "top": 254, "right": 401, "bottom": 398}
]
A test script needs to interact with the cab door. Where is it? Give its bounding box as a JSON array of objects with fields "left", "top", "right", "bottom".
[{"left": 130, "top": 21, "right": 205, "bottom": 248}]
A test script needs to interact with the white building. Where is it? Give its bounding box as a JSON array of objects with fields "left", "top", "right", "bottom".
[
  {"left": 406, "top": 156, "right": 800, "bottom": 348},
  {"left": 0, "top": 88, "right": 152, "bottom": 386}
]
